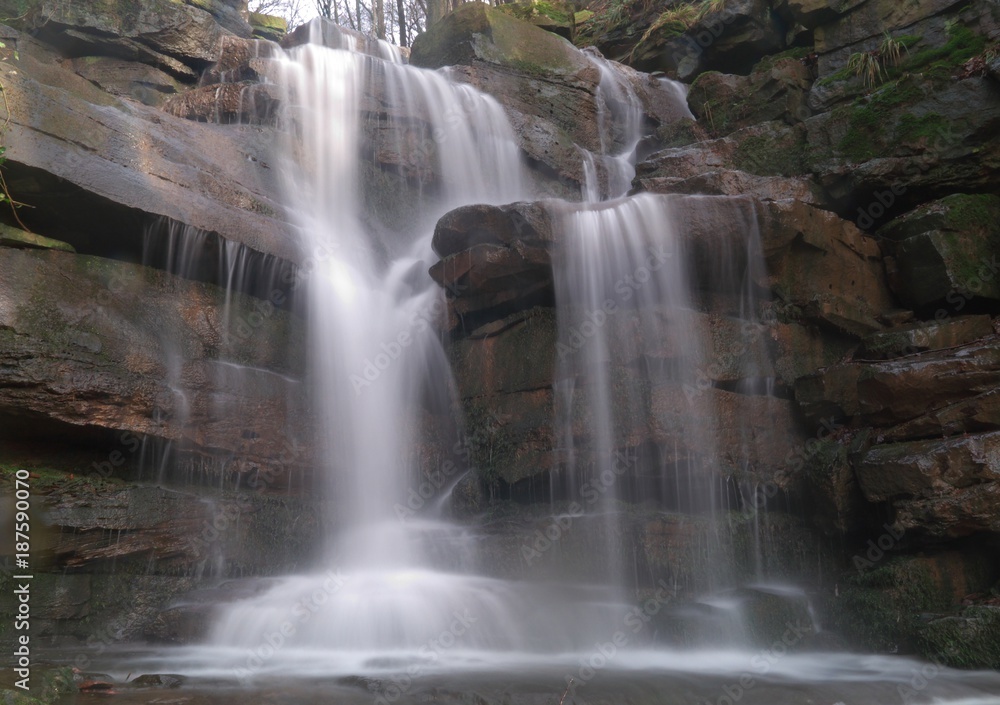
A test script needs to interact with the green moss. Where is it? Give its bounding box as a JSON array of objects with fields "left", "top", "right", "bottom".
[
  {"left": 732, "top": 133, "right": 806, "bottom": 177},
  {"left": 942, "top": 193, "right": 1000, "bottom": 232},
  {"left": 902, "top": 22, "right": 987, "bottom": 79},
  {"left": 916, "top": 606, "right": 1000, "bottom": 668},
  {"left": 499, "top": 0, "right": 574, "bottom": 25},
  {"left": 896, "top": 112, "right": 950, "bottom": 143},
  {"left": 834, "top": 77, "right": 926, "bottom": 162},
  {"left": 655, "top": 117, "right": 706, "bottom": 148},
  {"left": 464, "top": 401, "right": 516, "bottom": 489},
  {"left": 834, "top": 557, "right": 948, "bottom": 652},
  {"left": 752, "top": 46, "right": 813, "bottom": 75}
]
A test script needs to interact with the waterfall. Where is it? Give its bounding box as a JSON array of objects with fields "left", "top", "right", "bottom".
[
  {"left": 72, "top": 20, "right": 1000, "bottom": 705},
  {"left": 206, "top": 22, "right": 637, "bottom": 672}
]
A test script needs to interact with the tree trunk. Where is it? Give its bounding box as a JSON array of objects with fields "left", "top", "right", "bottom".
[
  {"left": 396, "top": 0, "right": 407, "bottom": 46},
  {"left": 375, "top": 0, "right": 386, "bottom": 39}
]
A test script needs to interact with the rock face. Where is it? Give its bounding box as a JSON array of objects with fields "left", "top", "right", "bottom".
[
  {"left": 3, "top": 0, "right": 1000, "bottom": 671},
  {"left": 411, "top": 3, "right": 690, "bottom": 196},
  {"left": 1, "top": 27, "right": 296, "bottom": 263},
  {"left": 0, "top": 247, "right": 310, "bottom": 482}
]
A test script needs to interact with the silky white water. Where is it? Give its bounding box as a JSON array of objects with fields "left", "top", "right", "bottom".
[
  {"left": 126, "top": 22, "right": 1000, "bottom": 704},
  {"left": 207, "top": 24, "right": 640, "bottom": 663}
]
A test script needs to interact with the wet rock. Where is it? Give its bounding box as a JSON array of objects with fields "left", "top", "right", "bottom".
[
  {"left": 26, "top": 0, "right": 232, "bottom": 72},
  {"left": 856, "top": 431, "right": 1000, "bottom": 503},
  {"left": 767, "top": 321, "right": 856, "bottom": 389},
  {"left": 802, "top": 436, "right": 867, "bottom": 534},
  {"left": 878, "top": 194, "right": 1000, "bottom": 308},
  {"left": 803, "top": 77, "right": 1000, "bottom": 216},
  {"left": 857, "top": 338, "right": 1000, "bottom": 426},
  {"left": 794, "top": 363, "right": 863, "bottom": 425},
  {"left": 0, "top": 248, "right": 310, "bottom": 481},
  {"left": 635, "top": 168, "right": 828, "bottom": 208},
  {"left": 1, "top": 27, "right": 294, "bottom": 262},
  {"left": 69, "top": 56, "right": 184, "bottom": 106},
  {"left": 756, "top": 200, "right": 894, "bottom": 336},
  {"left": 162, "top": 81, "right": 281, "bottom": 124},
  {"left": 860, "top": 315, "right": 993, "bottom": 359},
  {"left": 0, "top": 223, "right": 74, "bottom": 251},
  {"left": 432, "top": 202, "right": 554, "bottom": 258},
  {"left": 411, "top": 3, "right": 689, "bottom": 194},
  {"left": 687, "top": 57, "right": 814, "bottom": 136}
]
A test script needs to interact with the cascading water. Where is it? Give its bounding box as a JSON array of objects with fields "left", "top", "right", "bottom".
[
  {"left": 203, "top": 24, "right": 637, "bottom": 672},
  {"left": 98, "top": 20, "right": 1000, "bottom": 705}
]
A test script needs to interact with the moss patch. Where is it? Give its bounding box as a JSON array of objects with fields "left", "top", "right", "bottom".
[
  {"left": 917, "top": 606, "right": 1000, "bottom": 668},
  {"left": 732, "top": 130, "right": 807, "bottom": 177}
]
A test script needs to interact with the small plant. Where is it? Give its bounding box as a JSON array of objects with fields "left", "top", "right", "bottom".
[
  {"left": 848, "top": 50, "right": 883, "bottom": 88},
  {"left": 879, "top": 31, "right": 906, "bottom": 68},
  {"left": 629, "top": 0, "right": 727, "bottom": 62},
  {"left": 847, "top": 32, "right": 910, "bottom": 89}
]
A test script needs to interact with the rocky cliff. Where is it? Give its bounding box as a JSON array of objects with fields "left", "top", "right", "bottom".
[{"left": 0, "top": 0, "right": 998, "bottom": 671}]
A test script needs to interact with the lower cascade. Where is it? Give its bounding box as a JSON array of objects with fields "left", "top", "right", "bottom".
[{"left": 6, "top": 3, "right": 1000, "bottom": 704}]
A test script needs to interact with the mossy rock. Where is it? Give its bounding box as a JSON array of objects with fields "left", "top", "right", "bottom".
[
  {"left": 497, "top": 0, "right": 575, "bottom": 40},
  {"left": 655, "top": 117, "right": 709, "bottom": 148},
  {"left": 916, "top": 606, "right": 1000, "bottom": 669},
  {"left": 831, "top": 553, "right": 997, "bottom": 655},
  {"left": 250, "top": 11, "right": 286, "bottom": 42},
  {"left": 731, "top": 124, "right": 809, "bottom": 177},
  {"left": 0, "top": 223, "right": 75, "bottom": 252},
  {"left": 410, "top": 2, "right": 587, "bottom": 75},
  {"left": 878, "top": 194, "right": 1000, "bottom": 307}
]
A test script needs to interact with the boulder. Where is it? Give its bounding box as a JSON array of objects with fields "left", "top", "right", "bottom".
[
  {"left": 411, "top": 2, "right": 588, "bottom": 77},
  {"left": 813, "top": 0, "right": 966, "bottom": 74},
  {"left": 856, "top": 432, "right": 1000, "bottom": 537},
  {"left": 804, "top": 76, "right": 1000, "bottom": 218},
  {"left": 856, "top": 432, "right": 1000, "bottom": 503},
  {"left": 622, "top": 0, "right": 785, "bottom": 80},
  {"left": 772, "top": 0, "right": 867, "bottom": 31},
  {"left": 411, "top": 3, "right": 690, "bottom": 193},
  {"left": 878, "top": 194, "right": 1000, "bottom": 308},
  {"left": 250, "top": 11, "right": 286, "bottom": 42}
]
